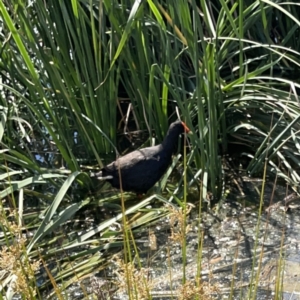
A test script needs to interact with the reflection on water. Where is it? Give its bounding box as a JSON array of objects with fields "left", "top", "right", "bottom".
[{"left": 122, "top": 180, "right": 300, "bottom": 299}]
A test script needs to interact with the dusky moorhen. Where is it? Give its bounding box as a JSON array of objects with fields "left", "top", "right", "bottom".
[{"left": 92, "top": 120, "right": 190, "bottom": 194}]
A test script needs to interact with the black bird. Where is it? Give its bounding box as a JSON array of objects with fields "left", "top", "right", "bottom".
[{"left": 91, "top": 120, "right": 190, "bottom": 194}]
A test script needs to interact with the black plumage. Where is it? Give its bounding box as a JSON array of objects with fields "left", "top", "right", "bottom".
[{"left": 92, "top": 120, "right": 190, "bottom": 193}]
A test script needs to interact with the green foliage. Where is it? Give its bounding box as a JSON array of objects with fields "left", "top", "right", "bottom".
[{"left": 0, "top": 0, "right": 300, "bottom": 298}]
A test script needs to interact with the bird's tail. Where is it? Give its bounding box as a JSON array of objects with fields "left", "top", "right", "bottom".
[{"left": 90, "top": 171, "right": 113, "bottom": 180}]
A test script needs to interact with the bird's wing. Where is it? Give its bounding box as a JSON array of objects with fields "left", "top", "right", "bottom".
[{"left": 105, "top": 146, "right": 161, "bottom": 172}]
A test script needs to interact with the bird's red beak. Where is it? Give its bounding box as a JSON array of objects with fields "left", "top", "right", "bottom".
[{"left": 181, "top": 122, "right": 190, "bottom": 133}]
